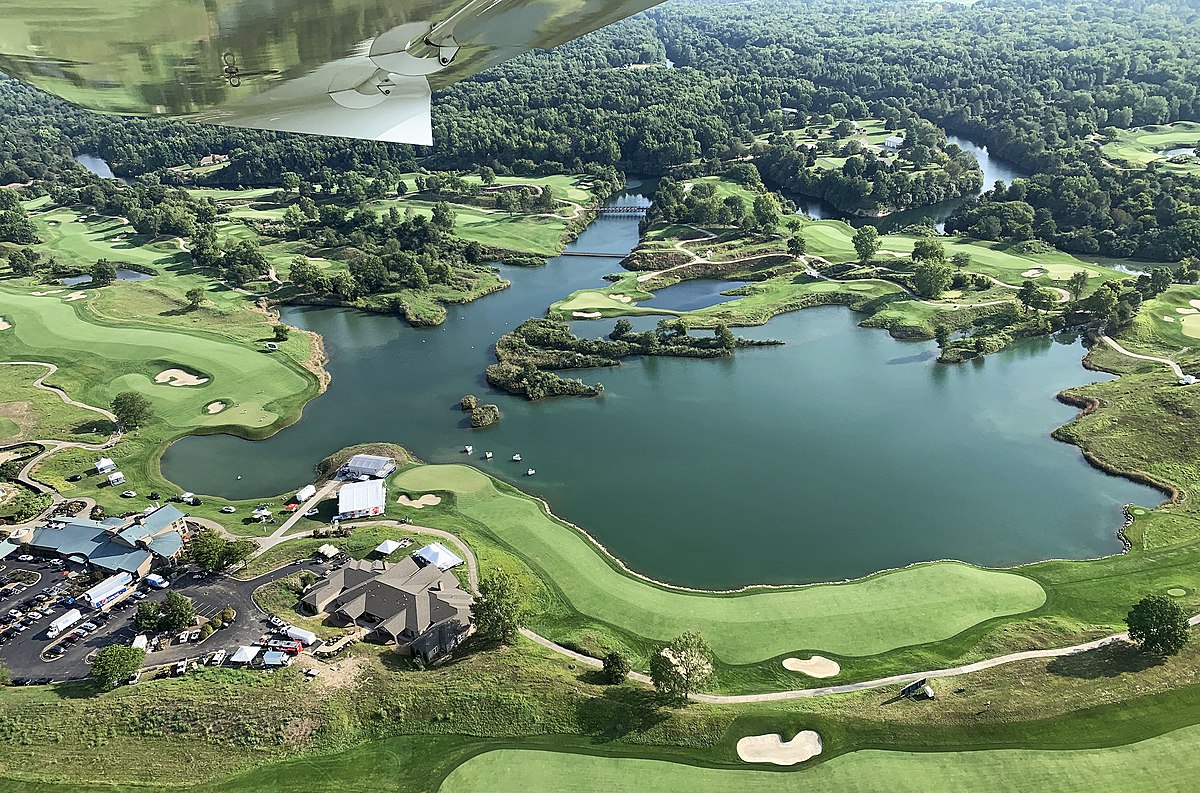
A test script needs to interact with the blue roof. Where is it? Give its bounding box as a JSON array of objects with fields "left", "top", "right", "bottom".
[
  {"left": 0, "top": 540, "right": 19, "bottom": 560},
  {"left": 147, "top": 532, "right": 183, "bottom": 558},
  {"left": 142, "top": 505, "right": 185, "bottom": 533},
  {"left": 29, "top": 524, "right": 150, "bottom": 575}
]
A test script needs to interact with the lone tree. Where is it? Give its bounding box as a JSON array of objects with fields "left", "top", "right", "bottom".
[
  {"left": 134, "top": 600, "right": 162, "bottom": 630},
  {"left": 649, "top": 631, "right": 715, "bottom": 704},
  {"left": 1126, "top": 594, "right": 1190, "bottom": 656},
  {"left": 90, "top": 258, "right": 117, "bottom": 286},
  {"left": 852, "top": 225, "right": 880, "bottom": 263},
  {"left": 111, "top": 390, "right": 152, "bottom": 429},
  {"left": 911, "top": 238, "right": 946, "bottom": 264},
  {"left": 1067, "top": 270, "right": 1089, "bottom": 301},
  {"left": 272, "top": 323, "right": 290, "bottom": 342},
  {"left": 189, "top": 529, "right": 257, "bottom": 572},
  {"left": 602, "top": 651, "right": 631, "bottom": 684},
  {"left": 90, "top": 645, "right": 145, "bottom": 689},
  {"left": 951, "top": 251, "right": 973, "bottom": 270},
  {"left": 160, "top": 591, "right": 198, "bottom": 632},
  {"left": 185, "top": 287, "right": 206, "bottom": 308},
  {"left": 787, "top": 234, "right": 807, "bottom": 257},
  {"left": 474, "top": 568, "right": 525, "bottom": 644}
]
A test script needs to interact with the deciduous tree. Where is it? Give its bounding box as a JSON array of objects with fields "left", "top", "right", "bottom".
[
  {"left": 90, "top": 646, "right": 145, "bottom": 689},
  {"left": 111, "top": 391, "right": 152, "bottom": 429},
  {"left": 1127, "top": 594, "right": 1189, "bottom": 656},
  {"left": 474, "top": 569, "right": 524, "bottom": 644}
]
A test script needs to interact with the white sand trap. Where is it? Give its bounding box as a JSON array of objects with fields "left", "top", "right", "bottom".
[
  {"left": 1021, "top": 268, "right": 1047, "bottom": 278},
  {"left": 736, "top": 731, "right": 823, "bottom": 766},
  {"left": 1176, "top": 308, "right": 1198, "bottom": 314},
  {"left": 64, "top": 291, "right": 87, "bottom": 301},
  {"left": 1168, "top": 588, "right": 1186, "bottom": 597},
  {"left": 205, "top": 401, "right": 226, "bottom": 414},
  {"left": 608, "top": 293, "right": 633, "bottom": 303},
  {"left": 572, "top": 311, "right": 603, "bottom": 319},
  {"left": 31, "top": 290, "right": 64, "bottom": 296},
  {"left": 0, "top": 317, "right": 10, "bottom": 330},
  {"left": 398, "top": 494, "right": 442, "bottom": 509},
  {"left": 782, "top": 655, "right": 840, "bottom": 678},
  {"left": 155, "top": 368, "right": 209, "bottom": 387},
  {"left": 1189, "top": 300, "right": 1200, "bottom": 310},
  {"left": 1164, "top": 316, "right": 1176, "bottom": 322}
]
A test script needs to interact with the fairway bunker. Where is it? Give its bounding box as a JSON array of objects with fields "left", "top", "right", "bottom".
[
  {"left": 156, "top": 368, "right": 210, "bottom": 387},
  {"left": 0, "top": 317, "right": 10, "bottom": 331},
  {"left": 1021, "top": 268, "right": 1047, "bottom": 278},
  {"left": 205, "top": 401, "right": 227, "bottom": 414},
  {"left": 608, "top": 293, "right": 633, "bottom": 303},
  {"left": 398, "top": 493, "right": 442, "bottom": 508},
  {"left": 782, "top": 655, "right": 840, "bottom": 678},
  {"left": 572, "top": 311, "right": 603, "bottom": 319},
  {"left": 736, "top": 731, "right": 823, "bottom": 765},
  {"left": 64, "top": 291, "right": 87, "bottom": 301},
  {"left": 31, "top": 289, "right": 64, "bottom": 296}
]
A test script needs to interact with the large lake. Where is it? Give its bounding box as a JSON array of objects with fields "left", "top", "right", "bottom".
[{"left": 163, "top": 183, "right": 1158, "bottom": 588}]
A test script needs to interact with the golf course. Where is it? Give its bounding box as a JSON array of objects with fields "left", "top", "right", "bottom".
[{"left": 1101, "top": 122, "right": 1200, "bottom": 175}]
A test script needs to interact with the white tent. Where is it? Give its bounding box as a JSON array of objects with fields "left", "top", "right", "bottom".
[
  {"left": 337, "top": 479, "right": 386, "bottom": 519},
  {"left": 295, "top": 484, "right": 317, "bottom": 503},
  {"left": 413, "top": 542, "right": 464, "bottom": 571},
  {"left": 95, "top": 457, "right": 116, "bottom": 473},
  {"left": 107, "top": 471, "right": 126, "bottom": 486},
  {"left": 374, "top": 539, "right": 402, "bottom": 556},
  {"left": 316, "top": 544, "right": 340, "bottom": 559},
  {"left": 230, "top": 645, "right": 258, "bottom": 664}
]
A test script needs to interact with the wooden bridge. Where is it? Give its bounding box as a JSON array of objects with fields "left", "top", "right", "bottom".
[{"left": 588, "top": 205, "right": 649, "bottom": 215}]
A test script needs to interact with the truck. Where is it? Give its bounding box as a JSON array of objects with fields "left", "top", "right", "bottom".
[
  {"left": 284, "top": 625, "right": 318, "bottom": 646},
  {"left": 47, "top": 608, "right": 82, "bottom": 639}
]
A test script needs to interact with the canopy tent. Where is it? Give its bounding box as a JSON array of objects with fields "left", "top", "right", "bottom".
[
  {"left": 230, "top": 645, "right": 258, "bottom": 664},
  {"left": 413, "top": 542, "right": 464, "bottom": 571},
  {"left": 337, "top": 479, "right": 386, "bottom": 519},
  {"left": 316, "top": 544, "right": 340, "bottom": 559},
  {"left": 374, "top": 539, "right": 402, "bottom": 556}
]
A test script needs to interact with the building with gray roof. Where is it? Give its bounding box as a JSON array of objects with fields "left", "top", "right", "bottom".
[
  {"left": 300, "top": 557, "right": 472, "bottom": 663},
  {"left": 27, "top": 505, "right": 188, "bottom": 578}
]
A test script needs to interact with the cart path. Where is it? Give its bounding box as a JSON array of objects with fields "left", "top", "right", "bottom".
[
  {"left": 1099, "top": 335, "right": 1185, "bottom": 378},
  {"left": 0, "top": 361, "right": 119, "bottom": 422}
]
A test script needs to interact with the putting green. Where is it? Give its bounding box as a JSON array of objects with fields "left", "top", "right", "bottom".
[
  {"left": 393, "top": 465, "right": 1046, "bottom": 662},
  {"left": 1101, "top": 122, "right": 1200, "bottom": 175},
  {"left": 0, "top": 288, "right": 308, "bottom": 433},
  {"left": 440, "top": 724, "right": 1200, "bottom": 792}
]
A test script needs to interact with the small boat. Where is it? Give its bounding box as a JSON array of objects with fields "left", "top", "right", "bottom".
[
  {"left": 464, "top": 445, "right": 473, "bottom": 454},
  {"left": 484, "top": 451, "right": 493, "bottom": 459},
  {"left": 526, "top": 468, "right": 536, "bottom": 476},
  {"left": 512, "top": 453, "right": 522, "bottom": 462}
]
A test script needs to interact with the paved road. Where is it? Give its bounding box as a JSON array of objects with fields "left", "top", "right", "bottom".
[{"left": 1100, "top": 334, "right": 1185, "bottom": 378}]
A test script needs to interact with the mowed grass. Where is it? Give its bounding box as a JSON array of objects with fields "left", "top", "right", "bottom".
[
  {"left": 440, "top": 723, "right": 1200, "bottom": 793},
  {"left": 799, "top": 218, "right": 1125, "bottom": 289},
  {"left": 1101, "top": 122, "right": 1200, "bottom": 175},
  {"left": 29, "top": 208, "right": 186, "bottom": 269},
  {"left": 367, "top": 198, "right": 570, "bottom": 256},
  {"left": 392, "top": 465, "right": 1046, "bottom": 663}
]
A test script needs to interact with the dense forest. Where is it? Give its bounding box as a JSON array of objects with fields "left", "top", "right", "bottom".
[{"left": 1, "top": 0, "right": 1199, "bottom": 260}]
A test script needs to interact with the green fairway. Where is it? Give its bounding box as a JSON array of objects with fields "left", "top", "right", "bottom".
[
  {"left": 367, "top": 198, "right": 570, "bottom": 256},
  {"left": 1101, "top": 122, "right": 1200, "bottom": 175},
  {"left": 441, "top": 723, "right": 1200, "bottom": 792},
  {"left": 30, "top": 208, "right": 186, "bottom": 269},
  {"left": 392, "top": 464, "right": 1046, "bottom": 663}
]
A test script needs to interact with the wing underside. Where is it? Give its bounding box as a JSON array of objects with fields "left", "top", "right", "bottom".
[{"left": 0, "top": 0, "right": 664, "bottom": 144}]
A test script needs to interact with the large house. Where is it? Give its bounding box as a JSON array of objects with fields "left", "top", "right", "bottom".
[
  {"left": 300, "top": 557, "right": 473, "bottom": 663},
  {"left": 27, "top": 505, "right": 187, "bottom": 578}
]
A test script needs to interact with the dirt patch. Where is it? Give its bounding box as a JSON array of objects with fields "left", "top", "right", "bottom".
[
  {"left": 155, "top": 368, "right": 209, "bottom": 386},
  {"left": 294, "top": 653, "right": 367, "bottom": 691},
  {"left": 781, "top": 655, "right": 840, "bottom": 678},
  {"left": 736, "top": 731, "right": 822, "bottom": 765},
  {"left": 64, "top": 291, "right": 87, "bottom": 301},
  {"left": 205, "top": 401, "right": 226, "bottom": 414},
  {"left": 398, "top": 494, "right": 442, "bottom": 509},
  {"left": 572, "top": 311, "right": 602, "bottom": 319}
]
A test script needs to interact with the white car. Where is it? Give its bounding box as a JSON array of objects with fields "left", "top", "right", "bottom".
[
  {"left": 17, "top": 554, "right": 34, "bottom": 562},
  {"left": 305, "top": 508, "right": 319, "bottom": 517},
  {"left": 219, "top": 506, "right": 236, "bottom": 514},
  {"left": 120, "top": 490, "right": 137, "bottom": 498}
]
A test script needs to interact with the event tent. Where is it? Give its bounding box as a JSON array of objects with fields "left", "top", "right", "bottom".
[{"left": 413, "top": 542, "right": 464, "bottom": 571}]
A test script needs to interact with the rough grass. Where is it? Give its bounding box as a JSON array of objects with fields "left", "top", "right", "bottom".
[{"left": 0, "top": 364, "right": 112, "bottom": 444}]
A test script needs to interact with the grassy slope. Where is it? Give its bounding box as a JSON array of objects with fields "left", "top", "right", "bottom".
[
  {"left": 0, "top": 364, "right": 112, "bottom": 445},
  {"left": 392, "top": 464, "right": 1047, "bottom": 664}
]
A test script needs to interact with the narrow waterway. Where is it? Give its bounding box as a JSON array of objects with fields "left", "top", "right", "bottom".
[{"left": 163, "top": 184, "right": 1158, "bottom": 588}]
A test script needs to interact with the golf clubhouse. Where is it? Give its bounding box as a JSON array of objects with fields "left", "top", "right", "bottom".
[
  {"left": 26, "top": 504, "right": 188, "bottom": 578},
  {"left": 300, "top": 557, "right": 473, "bottom": 663}
]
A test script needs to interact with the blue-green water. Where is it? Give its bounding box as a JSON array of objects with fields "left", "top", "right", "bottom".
[{"left": 163, "top": 189, "right": 1157, "bottom": 588}]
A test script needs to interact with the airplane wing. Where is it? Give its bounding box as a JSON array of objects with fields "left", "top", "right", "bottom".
[{"left": 0, "top": 0, "right": 665, "bottom": 145}]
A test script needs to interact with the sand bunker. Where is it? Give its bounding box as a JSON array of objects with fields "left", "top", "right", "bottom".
[
  {"left": 1190, "top": 300, "right": 1200, "bottom": 310},
  {"left": 608, "top": 293, "right": 633, "bottom": 303},
  {"left": 782, "top": 655, "right": 840, "bottom": 678},
  {"left": 31, "top": 290, "right": 64, "bottom": 296},
  {"left": 64, "top": 291, "right": 87, "bottom": 301},
  {"left": 205, "top": 401, "right": 226, "bottom": 414},
  {"left": 398, "top": 494, "right": 442, "bottom": 509},
  {"left": 736, "top": 731, "right": 823, "bottom": 766},
  {"left": 572, "top": 311, "right": 603, "bottom": 319},
  {"left": 1168, "top": 588, "right": 1187, "bottom": 597},
  {"left": 155, "top": 368, "right": 209, "bottom": 387},
  {"left": 1164, "top": 316, "right": 1177, "bottom": 322},
  {"left": 1176, "top": 308, "right": 1198, "bottom": 315},
  {"left": 1021, "top": 268, "right": 1047, "bottom": 278},
  {"left": 0, "top": 317, "right": 10, "bottom": 331}
]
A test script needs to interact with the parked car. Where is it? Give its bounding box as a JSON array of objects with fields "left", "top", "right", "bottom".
[
  {"left": 148, "top": 491, "right": 160, "bottom": 500},
  {"left": 66, "top": 474, "right": 83, "bottom": 482},
  {"left": 120, "top": 490, "right": 137, "bottom": 498},
  {"left": 127, "top": 672, "right": 141, "bottom": 685},
  {"left": 174, "top": 660, "right": 188, "bottom": 676},
  {"left": 305, "top": 508, "right": 319, "bottom": 517},
  {"left": 219, "top": 506, "right": 236, "bottom": 514},
  {"left": 16, "top": 555, "right": 33, "bottom": 562},
  {"left": 266, "top": 639, "right": 303, "bottom": 655},
  {"left": 268, "top": 615, "right": 286, "bottom": 628},
  {"left": 79, "top": 622, "right": 99, "bottom": 632}
]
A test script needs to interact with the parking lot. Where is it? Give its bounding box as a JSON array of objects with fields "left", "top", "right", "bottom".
[{"left": 0, "top": 556, "right": 315, "bottom": 682}]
